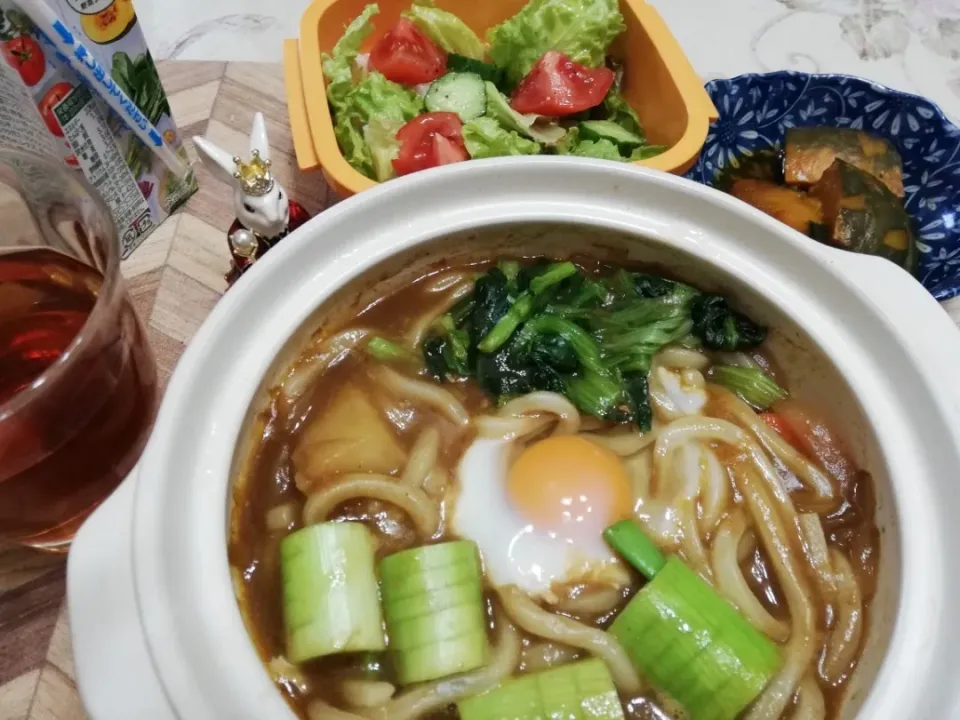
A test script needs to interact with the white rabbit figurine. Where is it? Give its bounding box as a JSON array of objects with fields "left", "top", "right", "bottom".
[{"left": 193, "top": 112, "right": 310, "bottom": 281}]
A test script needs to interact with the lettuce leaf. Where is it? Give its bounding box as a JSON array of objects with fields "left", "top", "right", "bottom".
[
  {"left": 335, "top": 72, "right": 422, "bottom": 178},
  {"left": 487, "top": 0, "right": 625, "bottom": 84},
  {"left": 463, "top": 117, "right": 541, "bottom": 158},
  {"left": 403, "top": 0, "right": 486, "bottom": 60},
  {"left": 335, "top": 114, "right": 375, "bottom": 178},
  {"left": 556, "top": 127, "right": 622, "bottom": 161},
  {"left": 597, "top": 92, "right": 666, "bottom": 158},
  {"left": 321, "top": 3, "right": 380, "bottom": 109},
  {"left": 321, "top": 4, "right": 423, "bottom": 179},
  {"left": 363, "top": 116, "right": 404, "bottom": 181},
  {"left": 333, "top": 3, "right": 380, "bottom": 57},
  {"left": 342, "top": 71, "right": 424, "bottom": 126},
  {"left": 484, "top": 81, "right": 566, "bottom": 145},
  {"left": 629, "top": 144, "right": 667, "bottom": 161},
  {"left": 568, "top": 138, "right": 623, "bottom": 160},
  {"left": 556, "top": 124, "right": 665, "bottom": 162},
  {"left": 603, "top": 91, "right": 645, "bottom": 139},
  {"left": 322, "top": 56, "right": 356, "bottom": 110}
]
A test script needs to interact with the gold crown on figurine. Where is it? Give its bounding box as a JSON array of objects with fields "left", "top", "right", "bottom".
[{"left": 232, "top": 149, "right": 274, "bottom": 196}]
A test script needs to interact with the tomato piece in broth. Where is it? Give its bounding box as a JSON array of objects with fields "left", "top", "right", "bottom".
[
  {"left": 759, "top": 411, "right": 804, "bottom": 453},
  {"left": 770, "top": 400, "right": 857, "bottom": 489}
]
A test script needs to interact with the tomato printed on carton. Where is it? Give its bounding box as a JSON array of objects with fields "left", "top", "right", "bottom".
[{"left": 0, "top": 0, "right": 196, "bottom": 257}]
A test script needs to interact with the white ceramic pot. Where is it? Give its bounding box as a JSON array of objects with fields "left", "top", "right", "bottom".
[{"left": 67, "top": 158, "right": 960, "bottom": 719}]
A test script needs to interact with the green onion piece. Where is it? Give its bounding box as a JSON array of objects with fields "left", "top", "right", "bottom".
[
  {"left": 498, "top": 259, "right": 521, "bottom": 284},
  {"left": 478, "top": 263, "right": 579, "bottom": 354},
  {"left": 603, "top": 520, "right": 665, "bottom": 581},
  {"left": 522, "top": 314, "right": 611, "bottom": 379},
  {"left": 711, "top": 365, "right": 787, "bottom": 410},
  {"left": 529, "top": 261, "right": 577, "bottom": 295},
  {"left": 366, "top": 337, "right": 418, "bottom": 365},
  {"left": 478, "top": 293, "right": 534, "bottom": 353},
  {"left": 609, "top": 557, "right": 781, "bottom": 719}
]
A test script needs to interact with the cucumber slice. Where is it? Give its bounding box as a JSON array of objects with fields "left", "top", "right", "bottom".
[
  {"left": 280, "top": 522, "right": 385, "bottom": 663},
  {"left": 394, "top": 630, "right": 489, "bottom": 685},
  {"left": 579, "top": 120, "right": 644, "bottom": 150},
  {"left": 425, "top": 72, "right": 487, "bottom": 122},
  {"left": 381, "top": 541, "right": 488, "bottom": 684},
  {"left": 457, "top": 659, "right": 624, "bottom": 720},
  {"left": 447, "top": 53, "right": 504, "bottom": 87},
  {"left": 609, "top": 557, "right": 780, "bottom": 720},
  {"left": 383, "top": 579, "right": 484, "bottom": 623},
  {"left": 388, "top": 604, "right": 487, "bottom": 650}
]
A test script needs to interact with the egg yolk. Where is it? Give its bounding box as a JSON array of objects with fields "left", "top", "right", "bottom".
[{"left": 507, "top": 435, "right": 633, "bottom": 539}]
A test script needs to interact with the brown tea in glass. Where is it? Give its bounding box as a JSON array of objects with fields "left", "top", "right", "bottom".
[{"left": 0, "top": 150, "right": 157, "bottom": 551}]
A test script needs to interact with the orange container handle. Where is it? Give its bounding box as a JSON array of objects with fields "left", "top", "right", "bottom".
[
  {"left": 631, "top": 3, "right": 718, "bottom": 122},
  {"left": 283, "top": 39, "right": 321, "bottom": 172}
]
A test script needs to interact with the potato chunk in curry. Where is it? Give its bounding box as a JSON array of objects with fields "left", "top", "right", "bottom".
[{"left": 292, "top": 385, "right": 407, "bottom": 490}]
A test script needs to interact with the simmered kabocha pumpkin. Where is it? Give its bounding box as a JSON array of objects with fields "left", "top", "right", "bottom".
[
  {"left": 784, "top": 126, "right": 904, "bottom": 196},
  {"left": 730, "top": 178, "right": 824, "bottom": 236},
  {"left": 80, "top": 0, "right": 136, "bottom": 44},
  {"left": 811, "top": 159, "right": 918, "bottom": 274}
]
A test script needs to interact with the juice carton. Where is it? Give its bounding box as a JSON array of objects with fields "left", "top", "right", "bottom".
[{"left": 0, "top": 0, "right": 197, "bottom": 257}]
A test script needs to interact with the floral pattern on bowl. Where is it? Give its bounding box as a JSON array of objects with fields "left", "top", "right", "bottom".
[{"left": 685, "top": 70, "right": 960, "bottom": 301}]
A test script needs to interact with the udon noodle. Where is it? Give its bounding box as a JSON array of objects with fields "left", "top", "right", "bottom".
[{"left": 230, "top": 258, "right": 879, "bottom": 720}]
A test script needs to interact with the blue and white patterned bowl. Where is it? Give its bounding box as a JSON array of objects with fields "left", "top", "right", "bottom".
[{"left": 685, "top": 71, "right": 960, "bottom": 301}]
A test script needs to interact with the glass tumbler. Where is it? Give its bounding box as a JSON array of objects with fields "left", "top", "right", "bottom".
[{"left": 0, "top": 149, "right": 157, "bottom": 551}]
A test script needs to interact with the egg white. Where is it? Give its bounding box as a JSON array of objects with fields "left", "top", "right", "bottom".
[{"left": 451, "top": 437, "right": 627, "bottom": 602}]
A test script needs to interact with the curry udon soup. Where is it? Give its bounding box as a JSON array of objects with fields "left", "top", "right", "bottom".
[{"left": 230, "top": 251, "right": 881, "bottom": 720}]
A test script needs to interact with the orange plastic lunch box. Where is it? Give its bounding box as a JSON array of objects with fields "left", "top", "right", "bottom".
[{"left": 284, "top": 0, "right": 719, "bottom": 198}]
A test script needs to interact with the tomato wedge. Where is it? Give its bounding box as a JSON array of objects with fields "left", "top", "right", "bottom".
[
  {"left": 510, "top": 51, "right": 615, "bottom": 117},
  {"left": 393, "top": 112, "right": 468, "bottom": 176},
  {"left": 3, "top": 36, "right": 45, "bottom": 87},
  {"left": 759, "top": 412, "right": 804, "bottom": 453},
  {"left": 772, "top": 400, "right": 857, "bottom": 487},
  {"left": 38, "top": 82, "right": 73, "bottom": 137},
  {"left": 369, "top": 18, "right": 446, "bottom": 86}
]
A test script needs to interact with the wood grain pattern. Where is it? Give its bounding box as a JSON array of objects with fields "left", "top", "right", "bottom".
[
  {"left": 0, "top": 59, "right": 335, "bottom": 720},
  {"left": 0, "top": 569, "right": 65, "bottom": 688},
  {"left": 0, "top": 670, "right": 39, "bottom": 720}
]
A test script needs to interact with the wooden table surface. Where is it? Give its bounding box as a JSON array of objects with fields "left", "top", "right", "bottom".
[{"left": 3, "top": 59, "right": 960, "bottom": 720}]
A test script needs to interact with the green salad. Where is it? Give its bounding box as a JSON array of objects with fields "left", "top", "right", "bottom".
[{"left": 321, "top": 0, "right": 665, "bottom": 181}]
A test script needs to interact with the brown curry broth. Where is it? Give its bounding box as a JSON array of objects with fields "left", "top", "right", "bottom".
[
  {"left": 229, "top": 261, "right": 879, "bottom": 719},
  {"left": 229, "top": 270, "right": 492, "bottom": 715}
]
